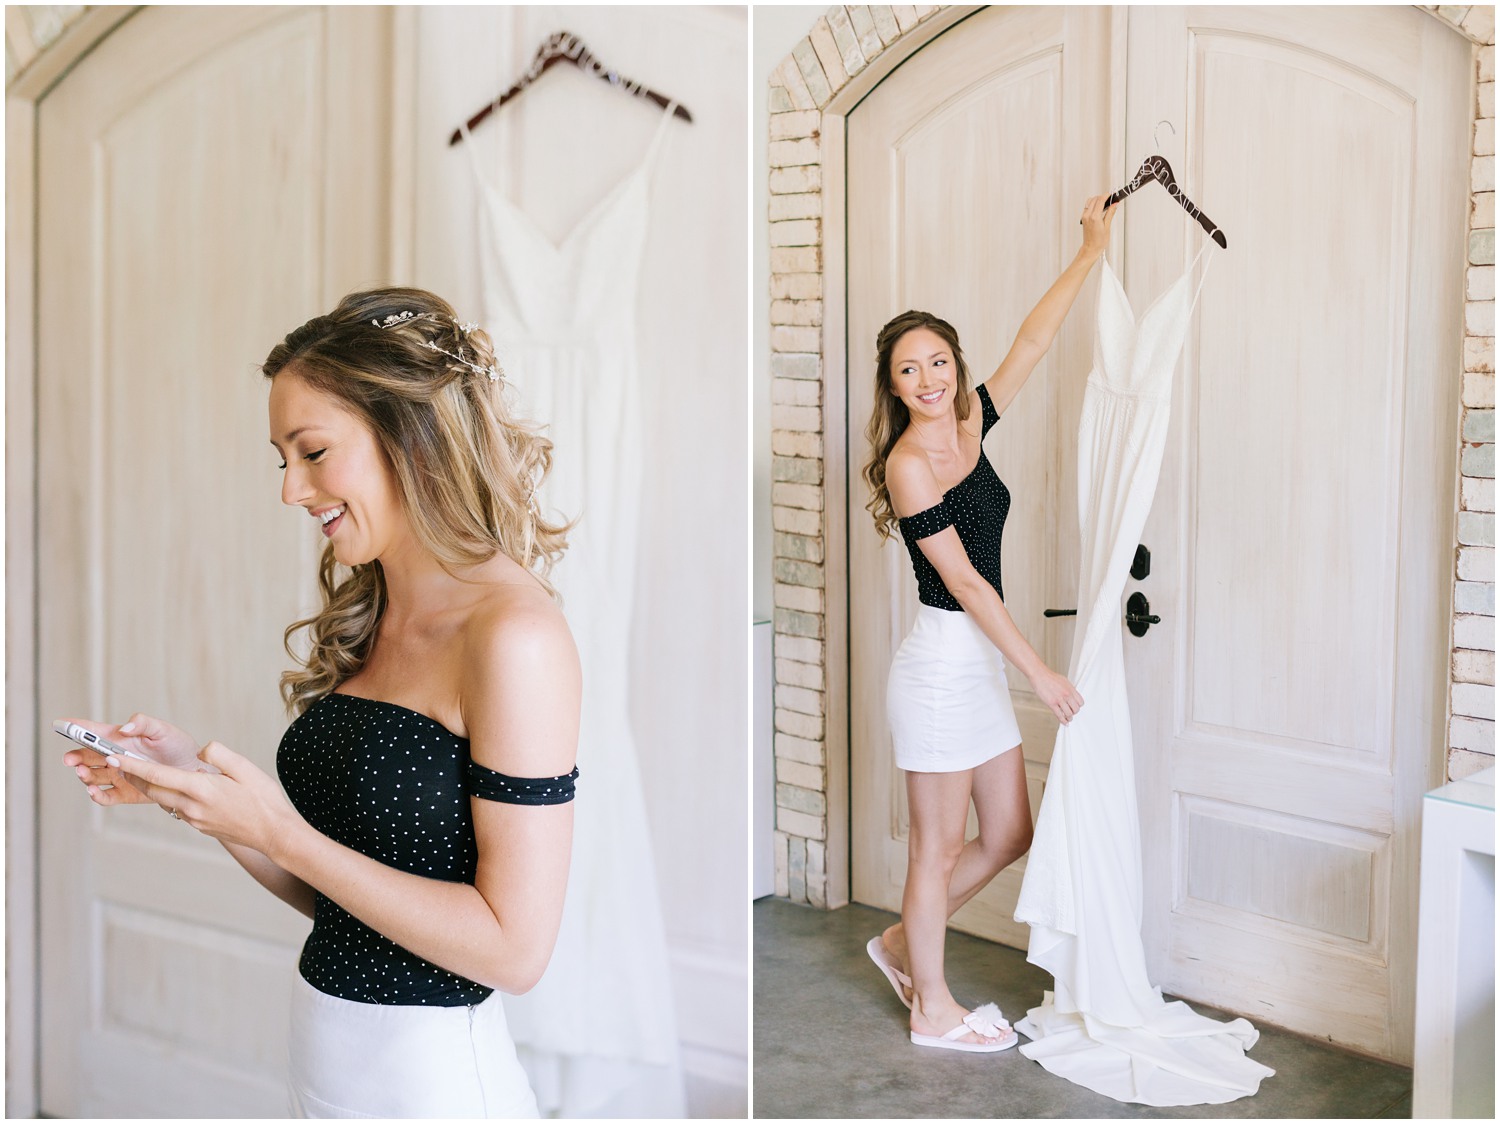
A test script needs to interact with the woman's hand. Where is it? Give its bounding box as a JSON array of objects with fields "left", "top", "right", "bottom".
[
  {"left": 106, "top": 743, "right": 305, "bottom": 856},
  {"left": 61, "top": 712, "right": 204, "bottom": 806},
  {"left": 1030, "top": 667, "right": 1085, "bottom": 725},
  {"left": 1080, "top": 193, "right": 1118, "bottom": 260}
]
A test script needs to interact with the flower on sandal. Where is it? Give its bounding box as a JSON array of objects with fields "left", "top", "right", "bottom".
[{"left": 963, "top": 1002, "right": 1011, "bottom": 1039}]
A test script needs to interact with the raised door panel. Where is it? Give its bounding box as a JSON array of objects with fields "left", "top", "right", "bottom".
[
  {"left": 37, "top": 6, "right": 390, "bottom": 1115},
  {"left": 1187, "top": 32, "right": 1411, "bottom": 764}
]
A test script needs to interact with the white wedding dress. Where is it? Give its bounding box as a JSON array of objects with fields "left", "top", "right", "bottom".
[
  {"left": 457, "top": 103, "right": 686, "bottom": 1118},
  {"left": 1013, "top": 238, "right": 1275, "bottom": 1106}
]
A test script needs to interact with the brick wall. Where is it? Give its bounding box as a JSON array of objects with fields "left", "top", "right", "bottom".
[
  {"left": 1429, "top": 5, "right": 1499, "bottom": 782},
  {"left": 767, "top": 4, "right": 1497, "bottom": 905}
]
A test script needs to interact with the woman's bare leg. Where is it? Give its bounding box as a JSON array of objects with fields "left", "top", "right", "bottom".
[
  {"left": 901, "top": 766, "right": 1005, "bottom": 1043},
  {"left": 884, "top": 745, "right": 1031, "bottom": 970}
]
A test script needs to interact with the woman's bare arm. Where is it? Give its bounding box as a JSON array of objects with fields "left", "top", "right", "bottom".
[
  {"left": 221, "top": 841, "right": 317, "bottom": 919},
  {"left": 982, "top": 194, "right": 1116, "bottom": 417},
  {"left": 887, "top": 449, "right": 1082, "bottom": 724}
]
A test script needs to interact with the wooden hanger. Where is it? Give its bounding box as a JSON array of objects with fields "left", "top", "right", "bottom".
[
  {"left": 1102, "top": 153, "right": 1227, "bottom": 248},
  {"left": 449, "top": 30, "right": 693, "bottom": 146}
]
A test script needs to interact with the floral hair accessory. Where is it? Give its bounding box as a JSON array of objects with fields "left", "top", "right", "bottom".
[{"left": 371, "top": 311, "right": 505, "bottom": 384}]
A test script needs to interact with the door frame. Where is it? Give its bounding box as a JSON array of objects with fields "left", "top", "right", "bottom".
[
  {"left": 7, "top": 16, "right": 139, "bottom": 1115},
  {"left": 3, "top": 9, "right": 418, "bottom": 1114}
]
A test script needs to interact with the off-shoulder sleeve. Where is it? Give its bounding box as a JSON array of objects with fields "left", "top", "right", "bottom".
[
  {"left": 976, "top": 383, "right": 999, "bottom": 436},
  {"left": 898, "top": 499, "right": 954, "bottom": 542},
  {"left": 464, "top": 762, "right": 578, "bottom": 805}
]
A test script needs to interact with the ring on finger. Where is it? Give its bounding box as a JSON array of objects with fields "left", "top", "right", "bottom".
[{"left": 164, "top": 806, "right": 180, "bottom": 820}]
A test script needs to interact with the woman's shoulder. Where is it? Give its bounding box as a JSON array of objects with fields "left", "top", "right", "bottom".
[
  {"left": 886, "top": 430, "right": 927, "bottom": 473},
  {"left": 457, "top": 582, "right": 580, "bottom": 772},
  {"left": 460, "top": 581, "right": 577, "bottom": 676},
  {"left": 885, "top": 437, "right": 943, "bottom": 518}
]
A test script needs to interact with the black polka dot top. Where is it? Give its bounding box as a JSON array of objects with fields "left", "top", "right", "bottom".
[
  {"left": 897, "top": 383, "right": 1011, "bottom": 611},
  {"left": 276, "top": 692, "right": 577, "bottom": 1006}
]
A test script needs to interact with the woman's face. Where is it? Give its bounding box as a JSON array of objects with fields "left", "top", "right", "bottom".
[
  {"left": 268, "top": 369, "right": 409, "bottom": 568},
  {"left": 888, "top": 327, "right": 957, "bottom": 420}
]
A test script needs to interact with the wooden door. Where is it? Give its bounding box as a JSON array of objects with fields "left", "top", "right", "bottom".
[
  {"left": 35, "top": 6, "right": 390, "bottom": 1115},
  {"left": 847, "top": 3, "right": 1468, "bottom": 1062},
  {"left": 848, "top": 4, "right": 1115, "bottom": 948},
  {"left": 1127, "top": 5, "right": 1468, "bottom": 1063}
]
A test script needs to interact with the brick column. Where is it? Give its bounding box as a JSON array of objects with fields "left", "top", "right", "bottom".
[{"left": 1423, "top": 4, "right": 1497, "bottom": 781}]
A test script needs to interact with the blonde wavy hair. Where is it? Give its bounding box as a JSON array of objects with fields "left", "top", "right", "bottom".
[
  {"left": 262, "top": 287, "right": 569, "bottom": 716},
  {"left": 861, "top": 310, "right": 974, "bottom": 539}
]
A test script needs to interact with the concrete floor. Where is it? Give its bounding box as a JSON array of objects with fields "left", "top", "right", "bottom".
[{"left": 754, "top": 898, "right": 1413, "bottom": 1119}]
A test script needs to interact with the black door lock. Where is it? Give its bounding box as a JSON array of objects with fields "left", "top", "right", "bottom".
[{"left": 1130, "top": 544, "right": 1151, "bottom": 580}]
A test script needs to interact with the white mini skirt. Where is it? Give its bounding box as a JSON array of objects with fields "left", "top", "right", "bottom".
[
  {"left": 287, "top": 974, "right": 539, "bottom": 1119},
  {"left": 887, "top": 604, "right": 1023, "bottom": 773}
]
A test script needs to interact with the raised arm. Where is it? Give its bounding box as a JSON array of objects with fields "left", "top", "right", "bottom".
[
  {"left": 982, "top": 194, "right": 1116, "bottom": 418},
  {"left": 886, "top": 450, "right": 1082, "bottom": 725},
  {"left": 107, "top": 591, "right": 582, "bottom": 995}
]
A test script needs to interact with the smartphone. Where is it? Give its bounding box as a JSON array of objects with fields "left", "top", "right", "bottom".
[{"left": 53, "top": 719, "right": 152, "bottom": 763}]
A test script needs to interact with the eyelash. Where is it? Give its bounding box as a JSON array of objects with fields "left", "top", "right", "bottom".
[{"left": 276, "top": 449, "right": 326, "bottom": 471}]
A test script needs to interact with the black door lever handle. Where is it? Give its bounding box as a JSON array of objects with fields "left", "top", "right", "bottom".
[
  {"left": 1126, "top": 592, "right": 1160, "bottom": 636},
  {"left": 1044, "top": 595, "right": 1161, "bottom": 636}
]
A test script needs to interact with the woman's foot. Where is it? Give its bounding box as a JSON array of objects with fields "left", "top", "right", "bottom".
[
  {"left": 879, "top": 924, "right": 913, "bottom": 1005},
  {"left": 881, "top": 923, "right": 909, "bottom": 975},
  {"left": 866, "top": 936, "right": 914, "bottom": 1007},
  {"left": 910, "top": 996, "right": 1016, "bottom": 1050}
]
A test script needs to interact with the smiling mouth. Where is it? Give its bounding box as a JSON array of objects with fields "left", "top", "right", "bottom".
[
  {"left": 318, "top": 506, "right": 345, "bottom": 537},
  {"left": 916, "top": 388, "right": 945, "bottom": 404}
]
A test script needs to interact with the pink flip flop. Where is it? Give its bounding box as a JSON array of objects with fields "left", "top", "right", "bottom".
[
  {"left": 866, "top": 936, "right": 914, "bottom": 1009},
  {"left": 909, "top": 1002, "right": 1017, "bottom": 1053}
]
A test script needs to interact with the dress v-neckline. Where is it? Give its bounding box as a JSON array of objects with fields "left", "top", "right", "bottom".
[
  {"left": 477, "top": 158, "right": 649, "bottom": 257},
  {"left": 458, "top": 100, "right": 676, "bottom": 258},
  {"left": 1101, "top": 241, "right": 1215, "bottom": 328}
]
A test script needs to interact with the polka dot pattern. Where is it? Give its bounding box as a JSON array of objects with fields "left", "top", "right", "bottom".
[
  {"left": 275, "top": 693, "right": 493, "bottom": 1006},
  {"left": 898, "top": 383, "right": 1010, "bottom": 611}
]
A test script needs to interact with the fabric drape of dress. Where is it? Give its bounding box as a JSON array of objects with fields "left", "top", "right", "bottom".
[
  {"left": 1013, "top": 239, "right": 1275, "bottom": 1106},
  {"left": 457, "top": 103, "right": 686, "bottom": 1118}
]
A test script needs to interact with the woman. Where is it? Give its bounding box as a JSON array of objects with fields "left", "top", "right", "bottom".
[
  {"left": 60, "top": 287, "right": 580, "bottom": 1117},
  {"left": 861, "top": 196, "right": 1115, "bottom": 1052}
]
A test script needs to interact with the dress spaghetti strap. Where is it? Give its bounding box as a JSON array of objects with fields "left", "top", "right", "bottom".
[{"left": 455, "top": 99, "right": 677, "bottom": 196}]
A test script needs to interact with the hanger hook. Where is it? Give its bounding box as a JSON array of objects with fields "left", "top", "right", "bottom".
[{"left": 1153, "top": 119, "right": 1175, "bottom": 152}]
